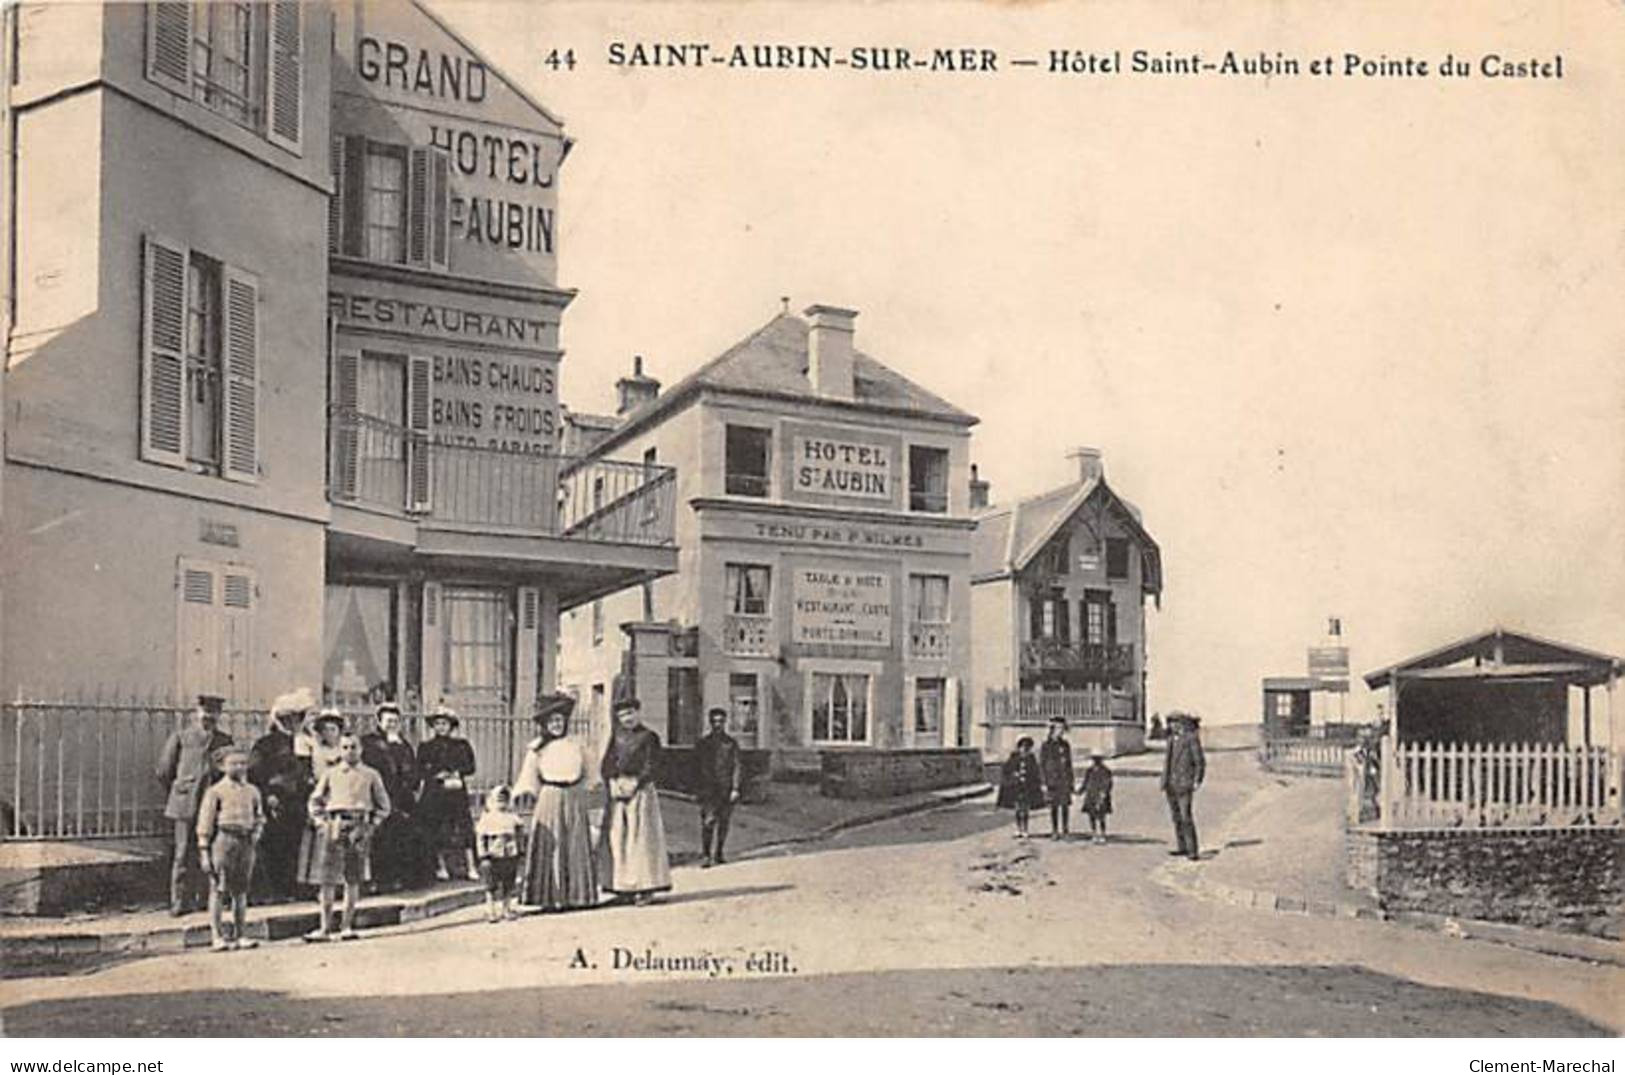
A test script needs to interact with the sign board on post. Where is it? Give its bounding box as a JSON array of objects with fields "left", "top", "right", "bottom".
[
  {"left": 1308, "top": 645, "right": 1350, "bottom": 691},
  {"left": 793, "top": 567, "right": 892, "bottom": 646}
]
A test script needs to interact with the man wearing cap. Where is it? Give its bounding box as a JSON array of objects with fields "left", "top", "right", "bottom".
[
  {"left": 360, "top": 702, "right": 421, "bottom": 891},
  {"left": 416, "top": 705, "right": 479, "bottom": 882},
  {"left": 155, "top": 694, "right": 235, "bottom": 915},
  {"left": 196, "top": 745, "right": 264, "bottom": 950},
  {"left": 249, "top": 689, "right": 314, "bottom": 901},
  {"left": 693, "top": 707, "right": 741, "bottom": 867},
  {"left": 1160, "top": 712, "right": 1206, "bottom": 860},
  {"left": 599, "top": 697, "right": 671, "bottom": 904}
]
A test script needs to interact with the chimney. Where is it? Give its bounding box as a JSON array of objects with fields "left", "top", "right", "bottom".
[
  {"left": 615, "top": 355, "right": 661, "bottom": 416},
  {"left": 1068, "top": 446, "right": 1103, "bottom": 485},
  {"left": 804, "top": 304, "right": 858, "bottom": 400},
  {"left": 969, "top": 463, "right": 991, "bottom": 511}
]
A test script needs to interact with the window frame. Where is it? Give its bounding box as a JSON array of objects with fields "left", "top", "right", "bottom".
[
  {"left": 441, "top": 585, "right": 512, "bottom": 706},
  {"left": 913, "top": 675, "right": 946, "bottom": 737},
  {"left": 1106, "top": 537, "right": 1131, "bottom": 581},
  {"left": 907, "top": 444, "right": 950, "bottom": 514},
  {"left": 725, "top": 562, "right": 773, "bottom": 617},
  {"left": 804, "top": 660, "right": 880, "bottom": 747},
  {"left": 723, "top": 423, "right": 773, "bottom": 498},
  {"left": 908, "top": 573, "right": 951, "bottom": 625}
]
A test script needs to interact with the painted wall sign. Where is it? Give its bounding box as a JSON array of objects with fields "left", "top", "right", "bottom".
[
  {"left": 329, "top": 291, "right": 551, "bottom": 345},
  {"left": 793, "top": 567, "right": 892, "bottom": 647},
  {"left": 429, "top": 352, "right": 557, "bottom": 453},
  {"left": 792, "top": 435, "right": 892, "bottom": 500},
  {"left": 749, "top": 520, "right": 925, "bottom": 550},
  {"left": 199, "top": 520, "right": 240, "bottom": 548}
]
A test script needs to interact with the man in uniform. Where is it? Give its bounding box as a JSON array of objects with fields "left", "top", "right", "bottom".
[
  {"left": 155, "top": 694, "right": 234, "bottom": 914},
  {"left": 1160, "top": 712, "right": 1206, "bottom": 860},
  {"left": 693, "top": 707, "right": 742, "bottom": 867}
]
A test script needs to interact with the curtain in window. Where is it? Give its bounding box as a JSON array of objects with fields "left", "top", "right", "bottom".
[
  {"left": 812, "top": 672, "right": 868, "bottom": 743},
  {"left": 727, "top": 564, "right": 771, "bottom": 615},
  {"left": 914, "top": 679, "right": 944, "bottom": 734},
  {"left": 445, "top": 588, "right": 509, "bottom": 696},
  {"left": 910, "top": 575, "right": 949, "bottom": 622},
  {"left": 322, "top": 585, "right": 393, "bottom": 704}
]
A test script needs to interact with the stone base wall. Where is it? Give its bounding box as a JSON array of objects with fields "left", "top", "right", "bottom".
[
  {"left": 819, "top": 749, "right": 985, "bottom": 799},
  {"left": 1346, "top": 825, "right": 1624, "bottom": 938}
]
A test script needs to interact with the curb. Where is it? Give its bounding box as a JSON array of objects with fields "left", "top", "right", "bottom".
[
  {"left": 739, "top": 782, "right": 994, "bottom": 858},
  {"left": 0, "top": 885, "right": 487, "bottom": 962}
]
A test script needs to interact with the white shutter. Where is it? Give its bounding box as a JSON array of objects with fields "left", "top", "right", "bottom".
[
  {"left": 221, "top": 568, "right": 255, "bottom": 703},
  {"left": 330, "top": 351, "right": 360, "bottom": 499},
  {"left": 145, "top": 2, "right": 192, "bottom": 95},
  {"left": 420, "top": 581, "right": 444, "bottom": 709},
  {"left": 514, "top": 586, "right": 540, "bottom": 718},
  {"left": 141, "top": 235, "right": 188, "bottom": 468},
  {"left": 177, "top": 559, "right": 220, "bottom": 701},
  {"left": 328, "top": 137, "right": 345, "bottom": 254},
  {"left": 220, "top": 266, "right": 259, "bottom": 483},
  {"left": 265, "top": 1, "right": 303, "bottom": 154},
  {"left": 406, "top": 354, "right": 434, "bottom": 512}
]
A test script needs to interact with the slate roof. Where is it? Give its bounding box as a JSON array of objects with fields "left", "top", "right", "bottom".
[
  {"left": 585, "top": 312, "right": 977, "bottom": 458},
  {"left": 972, "top": 477, "right": 1163, "bottom": 599}
]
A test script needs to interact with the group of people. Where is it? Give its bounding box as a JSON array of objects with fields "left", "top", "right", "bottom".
[
  {"left": 997, "top": 711, "right": 1206, "bottom": 858},
  {"left": 155, "top": 689, "right": 747, "bottom": 950}
]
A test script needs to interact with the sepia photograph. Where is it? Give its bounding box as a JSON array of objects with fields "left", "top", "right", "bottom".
[{"left": 0, "top": 0, "right": 1621, "bottom": 1049}]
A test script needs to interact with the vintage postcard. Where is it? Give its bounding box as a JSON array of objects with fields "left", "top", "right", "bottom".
[{"left": 0, "top": 0, "right": 1621, "bottom": 1049}]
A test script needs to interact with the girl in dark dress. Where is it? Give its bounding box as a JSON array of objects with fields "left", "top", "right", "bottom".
[
  {"left": 1080, "top": 750, "right": 1114, "bottom": 844},
  {"left": 996, "top": 737, "right": 1045, "bottom": 839},
  {"left": 415, "top": 706, "right": 478, "bottom": 882}
]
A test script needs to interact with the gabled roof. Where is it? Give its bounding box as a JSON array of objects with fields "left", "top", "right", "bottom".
[
  {"left": 972, "top": 476, "right": 1163, "bottom": 599},
  {"left": 415, "top": 0, "right": 566, "bottom": 130},
  {"left": 585, "top": 312, "right": 978, "bottom": 458},
  {"left": 1363, "top": 626, "right": 1624, "bottom": 690}
]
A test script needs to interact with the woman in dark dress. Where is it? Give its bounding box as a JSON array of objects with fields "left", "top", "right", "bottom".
[
  {"left": 996, "top": 737, "right": 1046, "bottom": 839},
  {"left": 415, "top": 706, "right": 478, "bottom": 882}
]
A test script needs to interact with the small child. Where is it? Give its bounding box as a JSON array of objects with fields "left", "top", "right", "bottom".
[
  {"left": 196, "top": 746, "right": 265, "bottom": 952},
  {"left": 995, "top": 737, "right": 1046, "bottom": 839},
  {"left": 1080, "top": 749, "right": 1114, "bottom": 844},
  {"left": 475, "top": 784, "right": 524, "bottom": 922}
]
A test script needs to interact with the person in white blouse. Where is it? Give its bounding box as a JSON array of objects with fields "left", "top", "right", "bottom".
[{"left": 512, "top": 693, "right": 600, "bottom": 911}]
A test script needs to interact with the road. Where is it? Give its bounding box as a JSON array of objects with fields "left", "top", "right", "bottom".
[{"left": 2, "top": 753, "right": 1618, "bottom": 1036}]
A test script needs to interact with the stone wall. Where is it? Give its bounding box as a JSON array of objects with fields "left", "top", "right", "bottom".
[
  {"left": 1346, "top": 826, "right": 1623, "bottom": 938},
  {"left": 820, "top": 749, "right": 985, "bottom": 799}
]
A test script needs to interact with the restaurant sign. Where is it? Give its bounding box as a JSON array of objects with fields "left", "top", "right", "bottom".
[{"left": 793, "top": 567, "right": 892, "bottom": 647}]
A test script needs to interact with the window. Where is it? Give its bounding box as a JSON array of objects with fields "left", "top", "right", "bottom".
[
  {"left": 909, "top": 574, "right": 950, "bottom": 623},
  {"left": 730, "top": 673, "right": 760, "bottom": 746},
  {"left": 1083, "top": 591, "right": 1116, "bottom": 646},
  {"left": 177, "top": 557, "right": 255, "bottom": 704},
  {"left": 724, "top": 425, "right": 772, "bottom": 497},
  {"left": 443, "top": 587, "right": 510, "bottom": 706},
  {"left": 142, "top": 236, "right": 258, "bottom": 482},
  {"left": 1106, "top": 537, "right": 1130, "bottom": 580},
  {"left": 331, "top": 136, "right": 449, "bottom": 270},
  {"left": 1273, "top": 693, "right": 1294, "bottom": 718},
  {"left": 322, "top": 583, "right": 396, "bottom": 708},
  {"left": 725, "top": 563, "right": 772, "bottom": 616},
  {"left": 145, "top": 2, "right": 302, "bottom": 151},
  {"left": 1044, "top": 534, "right": 1071, "bottom": 576},
  {"left": 591, "top": 600, "right": 604, "bottom": 646},
  {"left": 908, "top": 445, "right": 949, "bottom": 513},
  {"left": 811, "top": 672, "right": 870, "bottom": 744},
  {"left": 914, "top": 677, "right": 945, "bottom": 736}
]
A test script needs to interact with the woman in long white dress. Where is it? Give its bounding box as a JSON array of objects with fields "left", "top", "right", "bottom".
[{"left": 512, "top": 695, "right": 599, "bottom": 911}]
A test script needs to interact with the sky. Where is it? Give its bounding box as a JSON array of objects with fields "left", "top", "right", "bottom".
[{"left": 431, "top": 1, "right": 1625, "bottom": 726}]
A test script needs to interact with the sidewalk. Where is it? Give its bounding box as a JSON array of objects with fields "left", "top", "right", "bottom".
[
  {"left": 0, "top": 780, "right": 989, "bottom": 964},
  {"left": 1155, "top": 769, "right": 1625, "bottom": 968}
]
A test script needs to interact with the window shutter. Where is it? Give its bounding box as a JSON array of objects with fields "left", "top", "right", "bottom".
[
  {"left": 1053, "top": 594, "right": 1070, "bottom": 644},
  {"left": 407, "top": 148, "right": 430, "bottom": 267},
  {"left": 341, "top": 136, "right": 367, "bottom": 257},
  {"left": 177, "top": 559, "right": 220, "bottom": 702},
  {"left": 220, "top": 266, "right": 260, "bottom": 483},
  {"left": 513, "top": 586, "right": 540, "bottom": 718},
  {"left": 945, "top": 677, "right": 961, "bottom": 748},
  {"left": 145, "top": 3, "right": 192, "bottom": 95},
  {"left": 265, "top": 1, "right": 303, "bottom": 154},
  {"left": 406, "top": 355, "right": 434, "bottom": 512},
  {"left": 429, "top": 150, "right": 451, "bottom": 270},
  {"left": 221, "top": 568, "right": 255, "bottom": 703},
  {"left": 1028, "top": 591, "right": 1043, "bottom": 642},
  {"left": 330, "top": 351, "right": 360, "bottom": 499},
  {"left": 420, "top": 581, "right": 444, "bottom": 709},
  {"left": 141, "top": 235, "right": 189, "bottom": 468},
  {"left": 328, "top": 138, "right": 345, "bottom": 254}
]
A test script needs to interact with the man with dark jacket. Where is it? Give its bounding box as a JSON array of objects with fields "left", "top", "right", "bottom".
[
  {"left": 249, "top": 689, "right": 314, "bottom": 901},
  {"left": 1160, "top": 712, "right": 1206, "bottom": 860},
  {"left": 693, "top": 707, "right": 741, "bottom": 867},
  {"left": 156, "top": 694, "right": 234, "bottom": 914},
  {"left": 360, "top": 702, "right": 422, "bottom": 890}
]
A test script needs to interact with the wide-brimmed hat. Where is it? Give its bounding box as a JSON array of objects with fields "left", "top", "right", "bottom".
[
  {"left": 269, "top": 687, "right": 315, "bottom": 718},
  {"left": 532, "top": 692, "right": 576, "bottom": 723},
  {"left": 428, "top": 705, "right": 460, "bottom": 730},
  {"left": 611, "top": 696, "right": 641, "bottom": 714},
  {"left": 310, "top": 708, "right": 345, "bottom": 733}
]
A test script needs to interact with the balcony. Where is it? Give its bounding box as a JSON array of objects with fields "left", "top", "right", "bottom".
[
  {"left": 986, "top": 689, "right": 1138, "bottom": 724},
  {"left": 722, "top": 614, "right": 774, "bottom": 657},
  {"left": 909, "top": 620, "right": 951, "bottom": 660},
  {"left": 1019, "top": 639, "right": 1135, "bottom": 680}
]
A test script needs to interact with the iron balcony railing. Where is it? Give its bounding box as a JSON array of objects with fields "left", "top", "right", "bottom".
[
  {"left": 328, "top": 407, "right": 676, "bottom": 546},
  {"left": 1019, "top": 640, "right": 1136, "bottom": 679},
  {"left": 985, "top": 689, "right": 1138, "bottom": 724}
]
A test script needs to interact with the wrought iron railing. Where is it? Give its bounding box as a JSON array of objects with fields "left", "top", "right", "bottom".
[
  {"left": 985, "top": 689, "right": 1138, "bottom": 724},
  {"left": 721, "top": 614, "right": 774, "bottom": 657},
  {"left": 328, "top": 407, "right": 675, "bottom": 546},
  {"left": 909, "top": 621, "right": 951, "bottom": 660},
  {"left": 1019, "top": 640, "right": 1135, "bottom": 679}
]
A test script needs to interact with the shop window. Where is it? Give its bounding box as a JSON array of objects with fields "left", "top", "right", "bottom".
[
  {"left": 142, "top": 236, "right": 258, "bottom": 482},
  {"left": 1106, "top": 537, "right": 1130, "bottom": 580},
  {"left": 724, "top": 425, "right": 771, "bottom": 497},
  {"left": 145, "top": 2, "right": 302, "bottom": 151},
  {"left": 177, "top": 557, "right": 255, "bottom": 704},
  {"left": 908, "top": 445, "right": 949, "bottom": 513},
  {"left": 443, "top": 587, "right": 510, "bottom": 708},
  {"left": 322, "top": 583, "right": 396, "bottom": 708},
  {"left": 811, "top": 671, "right": 870, "bottom": 744},
  {"left": 331, "top": 136, "right": 449, "bottom": 270},
  {"left": 914, "top": 677, "right": 945, "bottom": 736},
  {"left": 725, "top": 563, "right": 772, "bottom": 616},
  {"left": 909, "top": 574, "right": 950, "bottom": 623}
]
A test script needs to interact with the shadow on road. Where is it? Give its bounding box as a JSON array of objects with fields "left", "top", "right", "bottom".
[{"left": 5, "top": 962, "right": 1612, "bottom": 1037}]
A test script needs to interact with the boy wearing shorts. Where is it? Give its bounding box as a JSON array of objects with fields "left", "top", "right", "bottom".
[{"left": 196, "top": 746, "right": 265, "bottom": 951}]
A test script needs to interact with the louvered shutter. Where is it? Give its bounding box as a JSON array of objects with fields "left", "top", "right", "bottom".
[
  {"left": 420, "top": 581, "right": 444, "bottom": 710},
  {"left": 265, "top": 1, "right": 303, "bottom": 154},
  {"left": 330, "top": 351, "right": 360, "bottom": 499},
  {"left": 407, "top": 147, "right": 452, "bottom": 270},
  {"left": 328, "top": 137, "right": 345, "bottom": 254},
  {"left": 220, "top": 266, "right": 259, "bottom": 483},
  {"left": 341, "top": 136, "right": 366, "bottom": 257},
  {"left": 141, "top": 235, "right": 189, "bottom": 468},
  {"left": 513, "top": 586, "right": 540, "bottom": 718},
  {"left": 177, "top": 559, "right": 220, "bottom": 701},
  {"left": 145, "top": 3, "right": 192, "bottom": 95},
  {"left": 945, "top": 677, "right": 961, "bottom": 748},
  {"left": 221, "top": 568, "right": 255, "bottom": 703},
  {"left": 1028, "top": 590, "right": 1043, "bottom": 642},
  {"left": 406, "top": 355, "right": 434, "bottom": 512},
  {"left": 429, "top": 150, "right": 450, "bottom": 270},
  {"left": 1054, "top": 592, "right": 1070, "bottom": 644}
]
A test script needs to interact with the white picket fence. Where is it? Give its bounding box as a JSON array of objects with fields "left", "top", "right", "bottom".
[{"left": 1380, "top": 741, "right": 1621, "bottom": 829}]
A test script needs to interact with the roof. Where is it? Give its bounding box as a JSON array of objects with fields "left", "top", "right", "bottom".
[
  {"left": 416, "top": 0, "right": 566, "bottom": 130},
  {"left": 586, "top": 312, "right": 978, "bottom": 458},
  {"left": 971, "top": 476, "right": 1163, "bottom": 599},
  {"left": 1363, "top": 626, "right": 1624, "bottom": 690}
]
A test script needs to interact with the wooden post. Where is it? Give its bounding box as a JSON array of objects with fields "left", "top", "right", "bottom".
[{"left": 1583, "top": 686, "right": 1592, "bottom": 747}]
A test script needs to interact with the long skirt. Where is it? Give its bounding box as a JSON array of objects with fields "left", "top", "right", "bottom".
[
  {"left": 518, "top": 784, "right": 599, "bottom": 910},
  {"left": 598, "top": 784, "right": 671, "bottom": 895},
  {"left": 417, "top": 786, "right": 473, "bottom": 855}
]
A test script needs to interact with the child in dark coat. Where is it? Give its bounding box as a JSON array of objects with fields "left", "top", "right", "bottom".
[
  {"left": 996, "top": 737, "right": 1046, "bottom": 839},
  {"left": 1080, "top": 750, "right": 1114, "bottom": 844}
]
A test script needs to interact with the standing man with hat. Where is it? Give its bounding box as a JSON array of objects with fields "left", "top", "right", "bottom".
[
  {"left": 416, "top": 704, "right": 479, "bottom": 882},
  {"left": 249, "top": 688, "right": 315, "bottom": 901},
  {"left": 1039, "top": 717, "right": 1076, "bottom": 840},
  {"left": 599, "top": 697, "right": 671, "bottom": 904},
  {"left": 155, "top": 694, "right": 234, "bottom": 915},
  {"left": 693, "top": 706, "right": 741, "bottom": 867},
  {"left": 1160, "top": 712, "right": 1206, "bottom": 860}
]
